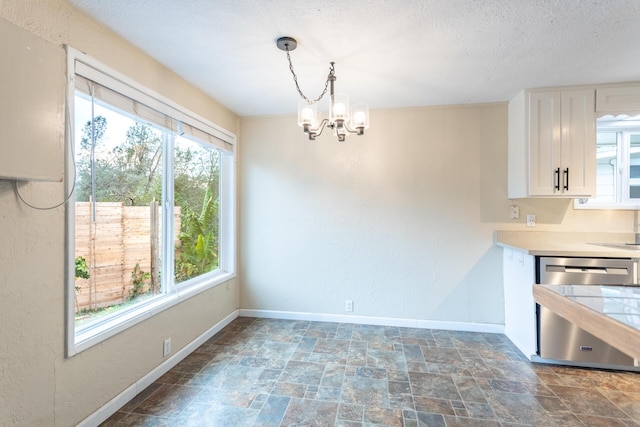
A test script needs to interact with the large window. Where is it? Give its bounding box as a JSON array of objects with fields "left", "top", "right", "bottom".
[
  {"left": 67, "top": 48, "right": 235, "bottom": 356},
  {"left": 575, "top": 115, "right": 640, "bottom": 209}
]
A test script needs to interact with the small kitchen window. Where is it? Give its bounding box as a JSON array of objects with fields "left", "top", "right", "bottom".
[{"left": 575, "top": 114, "right": 640, "bottom": 209}]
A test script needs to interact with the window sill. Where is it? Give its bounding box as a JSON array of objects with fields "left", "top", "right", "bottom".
[{"left": 69, "top": 271, "right": 236, "bottom": 357}]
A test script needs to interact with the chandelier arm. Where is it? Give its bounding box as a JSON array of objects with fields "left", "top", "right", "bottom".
[
  {"left": 285, "top": 48, "right": 335, "bottom": 104},
  {"left": 308, "top": 118, "right": 330, "bottom": 139},
  {"left": 342, "top": 122, "right": 358, "bottom": 133},
  {"left": 343, "top": 122, "right": 357, "bottom": 133},
  {"left": 343, "top": 122, "right": 365, "bottom": 137}
]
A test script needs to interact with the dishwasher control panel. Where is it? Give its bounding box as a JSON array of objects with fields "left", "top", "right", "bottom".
[{"left": 538, "top": 257, "right": 638, "bottom": 286}]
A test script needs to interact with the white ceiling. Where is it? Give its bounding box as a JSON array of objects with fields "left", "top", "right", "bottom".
[{"left": 68, "top": 0, "right": 640, "bottom": 117}]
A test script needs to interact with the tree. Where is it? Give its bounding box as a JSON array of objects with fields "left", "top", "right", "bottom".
[
  {"left": 75, "top": 116, "right": 107, "bottom": 202},
  {"left": 174, "top": 143, "right": 220, "bottom": 208},
  {"left": 75, "top": 118, "right": 162, "bottom": 205}
]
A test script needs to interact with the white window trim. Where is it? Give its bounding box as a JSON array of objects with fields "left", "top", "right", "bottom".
[
  {"left": 574, "top": 118, "right": 640, "bottom": 210},
  {"left": 65, "top": 47, "right": 236, "bottom": 357}
]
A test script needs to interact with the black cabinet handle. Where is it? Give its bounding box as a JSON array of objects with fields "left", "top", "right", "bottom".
[
  {"left": 563, "top": 168, "right": 569, "bottom": 191},
  {"left": 554, "top": 168, "right": 560, "bottom": 191}
]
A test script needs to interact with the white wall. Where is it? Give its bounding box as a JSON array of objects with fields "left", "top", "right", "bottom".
[
  {"left": 240, "top": 105, "right": 508, "bottom": 324},
  {"left": 0, "top": 1, "right": 239, "bottom": 425},
  {"left": 239, "top": 104, "right": 636, "bottom": 326}
]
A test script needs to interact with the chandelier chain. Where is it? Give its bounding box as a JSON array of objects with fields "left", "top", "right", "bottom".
[{"left": 285, "top": 48, "right": 334, "bottom": 104}]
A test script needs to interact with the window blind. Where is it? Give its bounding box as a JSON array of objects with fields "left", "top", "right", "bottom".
[{"left": 74, "top": 60, "right": 233, "bottom": 153}]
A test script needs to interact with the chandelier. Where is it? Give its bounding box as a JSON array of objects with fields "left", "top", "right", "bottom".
[{"left": 276, "top": 36, "right": 369, "bottom": 142}]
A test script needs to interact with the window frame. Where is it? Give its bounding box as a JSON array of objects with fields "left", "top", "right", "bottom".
[
  {"left": 65, "top": 47, "right": 236, "bottom": 357},
  {"left": 574, "top": 115, "right": 640, "bottom": 210}
]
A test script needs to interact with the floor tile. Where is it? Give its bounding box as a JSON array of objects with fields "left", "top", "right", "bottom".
[
  {"left": 208, "top": 365, "right": 263, "bottom": 392},
  {"left": 180, "top": 402, "right": 259, "bottom": 427},
  {"left": 548, "top": 384, "right": 630, "bottom": 418},
  {"left": 341, "top": 376, "right": 390, "bottom": 407},
  {"left": 484, "top": 390, "right": 555, "bottom": 425},
  {"left": 100, "top": 317, "right": 640, "bottom": 427},
  {"left": 280, "top": 397, "right": 338, "bottom": 426},
  {"left": 253, "top": 395, "right": 290, "bottom": 427},
  {"left": 279, "top": 360, "right": 325, "bottom": 385},
  {"left": 131, "top": 384, "right": 200, "bottom": 418},
  {"left": 409, "top": 372, "right": 461, "bottom": 400},
  {"left": 363, "top": 406, "right": 402, "bottom": 426}
]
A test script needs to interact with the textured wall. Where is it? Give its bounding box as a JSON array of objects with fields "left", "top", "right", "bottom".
[
  {"left": 0, "top": 1, "right": 239, "bottom": 425},
  {"left": 239, "top": 104, "right": 634, "bottom": 325},
  {"left": 240, "top": 105, "right": 509, "bottom": 324}
]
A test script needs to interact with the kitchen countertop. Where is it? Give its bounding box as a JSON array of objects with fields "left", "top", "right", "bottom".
[
  {"left": 533, "top": 284, "right": 640, "bottom": 360},
  {"left": 495, "top": 231, "right": 640, "bottom": 258}
]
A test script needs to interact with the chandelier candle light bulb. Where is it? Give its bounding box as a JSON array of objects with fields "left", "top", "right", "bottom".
[
  {"left": 277, "top": 36, "right": 369, "bottom": 142},
  {"left": 331, "top": 94, "right": 349, "bottom": 121},
  {"left": 297, "top": 99, "right": 318, "bottom": 129},
  {"left": 351, "top": 103, "right": 369, "bottom": 134},
  {"left": 302, "top": 108, "right": 314, "bottom": 122},
  {"left": 333, "top": 103, "right": 346, "bottom": 117}
]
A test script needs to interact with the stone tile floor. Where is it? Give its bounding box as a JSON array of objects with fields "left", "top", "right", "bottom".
[{"left": 102, "top": 317, "right": 640, "bottom": 426}]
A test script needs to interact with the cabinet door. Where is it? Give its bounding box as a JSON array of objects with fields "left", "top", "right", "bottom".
[
  {"left": 561, "top": 89, "right": 596, "bottom": 196},
  {"left": 528, "top": 91, "right": 562, "bottom": 196}
]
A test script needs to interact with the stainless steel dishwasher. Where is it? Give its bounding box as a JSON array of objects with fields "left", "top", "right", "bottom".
[{"left": 536, "top": 256, "right": 639, "bottom": 370}]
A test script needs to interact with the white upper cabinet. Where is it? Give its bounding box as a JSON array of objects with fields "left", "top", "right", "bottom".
[{"left": 508, "top": 88, "right": 595, "bottom": 198}]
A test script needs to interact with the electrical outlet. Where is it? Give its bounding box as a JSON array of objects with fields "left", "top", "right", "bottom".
[
  {"left": 163, "top": 338, "right": 171, "bottom": 357},
  {"left": 345, "top": 300, "right": 354, "bottom": 312},
  {"left": 526, "top": 214, "right": 536, "bottom": 227},
  {"left": 509, "top": 205, "right": 520, "bottom": 219}
]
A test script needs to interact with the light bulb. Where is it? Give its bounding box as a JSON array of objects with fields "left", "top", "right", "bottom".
[
  {"left": 354, "top": 111, "right": 366, "bottom": 126},
  {"left": 333, "top": 102, "right": 346, "bottom": 118},
  {"left": 301, "top": 107, "right": 314, "bottom": 124}
]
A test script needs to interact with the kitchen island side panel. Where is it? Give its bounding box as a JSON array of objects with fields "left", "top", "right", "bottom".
[{"left": 503, "top": 247, "right": 537, "bottom": 359}]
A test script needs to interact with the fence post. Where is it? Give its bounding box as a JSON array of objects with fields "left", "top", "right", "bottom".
[
  {"left": 120, "top": 202, "right": 127, "bottom": 301},
  {"left": 89, "top": 197, "right": 95, "bottom": 311}
]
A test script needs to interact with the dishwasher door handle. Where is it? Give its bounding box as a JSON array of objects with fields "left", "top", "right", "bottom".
[
  {"left": 539, "top": 257, "right": 638, "bottom": 286},
  {"left": 547, "top": 266, "right": 629, "bottom": 275},
  {"left": 563, "top": 267, "right": 609, "bottom": 274}
]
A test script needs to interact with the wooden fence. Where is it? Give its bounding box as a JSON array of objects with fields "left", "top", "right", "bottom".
[{"left": 74, "top": 202, "right": 181, "bottom": 312}]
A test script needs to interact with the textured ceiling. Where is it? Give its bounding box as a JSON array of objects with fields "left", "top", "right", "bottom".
[{"left": 68, "top": 0, "right": 640, "bottom": 117}]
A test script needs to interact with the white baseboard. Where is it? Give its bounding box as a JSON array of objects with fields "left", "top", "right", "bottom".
[
  {"left": 238, "top": 309, "right": 505, "bottom": 334},
  {"left": 77, "top": 310, "right": 239, "bottom": 427}
]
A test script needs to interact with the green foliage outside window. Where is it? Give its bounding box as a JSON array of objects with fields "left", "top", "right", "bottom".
[
  {"left": 76, "top": 115, "right": 221, "bottom": 302},
  {"left": 129, "top": 263, "right": 151, "bottom": 301},
  {"left": 75, "top": 256, "right": 90, "bottom": 280},
  {"left": 175, "top": 186, "right": 219, "bottom": 282}
]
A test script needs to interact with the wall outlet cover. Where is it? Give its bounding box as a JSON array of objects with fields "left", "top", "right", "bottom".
[
  {"left": 509, "top": 205, "right": 520, "bottom": 219},
  {"left": 526, "top": 214, "right": 536, "bottom": 227},
  {"left": 345, "top": 300, "right": 354, "bottom": 312},
  {"left": 163, "top": 338, "right": 171, "bottom": 357}
]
